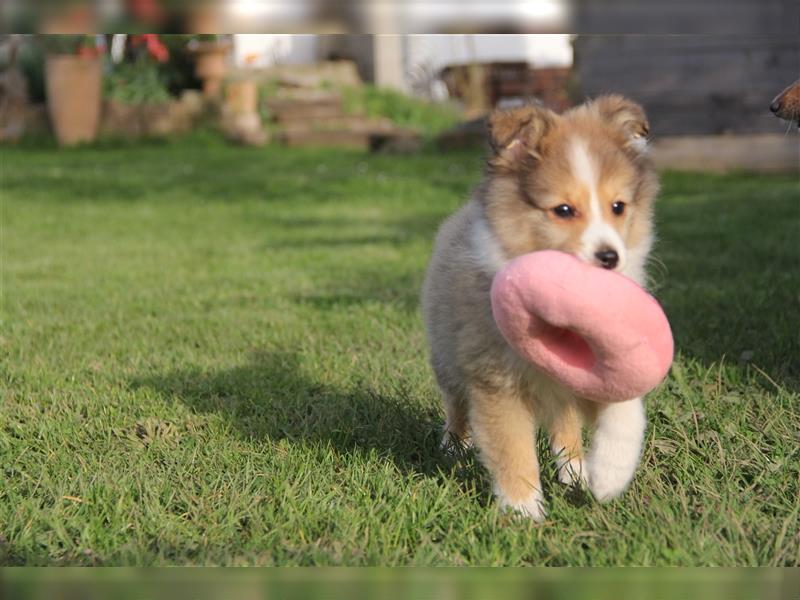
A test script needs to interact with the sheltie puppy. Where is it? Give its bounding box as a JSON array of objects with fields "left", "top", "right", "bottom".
[{"left": 421, "top": 95, "right": 660, "bottom": 521}]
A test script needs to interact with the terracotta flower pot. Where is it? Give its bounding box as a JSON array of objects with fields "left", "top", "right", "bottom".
[{"left": 45, "top": 55, "right": 102, "bottom": 146}]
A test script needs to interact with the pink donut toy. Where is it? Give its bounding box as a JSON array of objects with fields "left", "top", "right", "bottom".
[{"left": 490, "top": 250, "right": 674, "bottom": 403}]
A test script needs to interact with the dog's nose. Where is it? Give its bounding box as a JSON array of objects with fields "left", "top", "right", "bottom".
[
  {"left": 770, "top": 99, "right": 781, "bottom": 113},
  {"left": 595, "top": 248, "right": 619, "bottom": 269}
]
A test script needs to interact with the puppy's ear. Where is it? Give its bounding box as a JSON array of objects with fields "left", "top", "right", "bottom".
[
  {"left": 592, "top": 95, "right": 650, "bottom": 152},
  {"left": 487, "top": 105, "right": 555, "bottom": 172}
]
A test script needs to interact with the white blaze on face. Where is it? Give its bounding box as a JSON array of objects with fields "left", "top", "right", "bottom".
[{"left": 569, "top": 138, "right": 626, "bottom": 270}]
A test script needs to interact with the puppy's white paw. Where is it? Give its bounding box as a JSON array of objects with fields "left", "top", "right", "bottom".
[
  {"left": 497, "top": 489, "right": 547, "bottom": 522},
  {"left": 556, "top": 457, "right": 586, "bottom": 487},
  {"left": 585, "top": 397, "right": 646, "bottom": 503},
  {"left": 585, "top": 454, "right": 636, "bottom": 502}
]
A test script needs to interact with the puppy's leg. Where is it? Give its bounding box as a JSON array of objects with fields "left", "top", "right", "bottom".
[
  {"left": 440, "top": 391, "right": 472, "bottom": 453},
  {"left": 549, "top": 402, "right": 586, "bottom": 486},
  {"left": 585, "top": 397, "right": 646, "bottom": 502},
  {"left": 469, "top": 387, "right": 545, "bottom": 521}
]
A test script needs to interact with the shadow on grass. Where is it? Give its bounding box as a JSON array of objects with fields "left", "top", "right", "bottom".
[
  {"left": 132, "top": 174, "right": 798, "bottom": 492},
  {"left": 262, "top": 215, "right": 447, "bottom": 314},
  {"left": 283, "top": 171, "right": 800, "bottom": 391},
  {"left": 277, "top": 175, "right": 800, "bottom": 391},
  {"left": 5, "top": 140, "right": 482, "bottom": 211},
  {"left": 131, "top": 350, "right": 485, "bottom": 488},
  {"left": 291, "top": 266, "right": 423, "bottom": 313},
  {"left": 260, "top": 213, "right": 452, "bottom": 250}
]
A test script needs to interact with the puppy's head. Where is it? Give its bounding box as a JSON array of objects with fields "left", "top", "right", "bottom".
[
  {"left": 771, "top": 79, "right": 800, "bottom": 127},
  {"left": 482, "top": 95, "right": 659, "bottom": 278}
]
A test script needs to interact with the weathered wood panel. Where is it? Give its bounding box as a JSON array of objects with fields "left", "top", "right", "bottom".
[
  {"left": 573, "top": 0, "right": 799, "bottom": 35},
  {"left": 574, "top": 30, "right": 799, "bottom": 135}
]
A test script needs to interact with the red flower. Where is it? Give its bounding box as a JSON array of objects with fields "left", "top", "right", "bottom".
[
  {"left": 143, "top": 34, "right": 169, "bottom": 63},
  {"left": 76, "top": 42, "right": 103, "bottom": 59},
  {"left": 132, "top": 34, "right": 169, "bottom": 63}
]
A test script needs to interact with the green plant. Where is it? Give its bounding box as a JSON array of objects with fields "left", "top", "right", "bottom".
[
  {"left": 256, "top": 78, "right": 283, "bottom": 123},
  {"left": 17, "top": 38, "right": 46, "bottom": 103},
  {"left": 342, "top": 85, "right": 461, "bottom": 135},
  {"left": 38, "top": 34, "right": 102, "bottom": 57},
  {"left": 194, "top": 34, "right": 221, "bottom": 43},
  {"left": 104, "top": 59, "right": 171, "bottom": 105},
  {"left": 157, "top": 35, "right": 203, "bottom": 96},
  {"left": 186, "top": 34, "right": 227, "bottom": 51}
]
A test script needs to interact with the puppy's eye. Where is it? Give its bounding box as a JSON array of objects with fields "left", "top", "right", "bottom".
[
  {"left": 611, "top": 201, "right": 626, "bottom": 216},
  {"left": 553, "top": 204, "right": 575, "bottom": 219}
]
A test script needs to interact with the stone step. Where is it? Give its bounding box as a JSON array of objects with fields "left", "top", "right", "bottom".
[
  {"left": 279, "top": 123, "right": 421, "bottom": 151},
  {"left": 231, "top": 61, "right": 363, "bottom": 90},
  {"left": 280, "top": 116, "right": 395, "bottom": 135},
  {"left": 265, "top": 92, "right": 344, "bottom": 122}
]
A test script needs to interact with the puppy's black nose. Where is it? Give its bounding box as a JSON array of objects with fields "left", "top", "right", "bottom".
[
  {"left": 595, "top": 248, "right": 619, "bottom": 269},
  {"left": 770, "top": 99, "right": 781, "bottom": 113}
]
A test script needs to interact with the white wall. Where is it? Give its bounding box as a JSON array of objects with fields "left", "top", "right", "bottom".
[
  {"left": 405, "top": 34, "right": 573, "bottom": 74},
  {"left": 232, "top": 34, "right": 318, "bottom": 68},
  {"left": 232, "top": 34, "right": 573, "bottom": 94}
]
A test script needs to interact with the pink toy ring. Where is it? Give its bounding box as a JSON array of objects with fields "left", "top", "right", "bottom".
[{"left": 490, "top": 250, "right": 674, "bottom": 403}]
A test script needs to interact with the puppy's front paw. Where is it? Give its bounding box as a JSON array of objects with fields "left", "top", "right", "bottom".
[
  {"left": 585, "top": 455, "right": 636, "bottom": 502},
  {"left": 497, "top": 489, "right": 547, "bottom": 522},
  {"left": 585, "top": 397, "right": 646, "bottom": 503},
  {"left": 556, "top": 457, "right": 587, "bottom": 487}
]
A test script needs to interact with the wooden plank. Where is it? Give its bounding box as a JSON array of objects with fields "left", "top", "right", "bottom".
[
  {"left": 573, "top": 1, "right": 798, "bottom": 35},
  {"left": 280, "top": 116, "right": 394, "bottom": 134},
  {"left": 573, "top": 31, "right": 800, "bottom": 135},
  {"left": 271, "top": 103, "right": 345, "bottom": 122},
  {"left": 650, "top": 134, "right": 799, "bottom": 173},
  {"left": 265, "top": 91, "right": 344, "bottom": 122}
]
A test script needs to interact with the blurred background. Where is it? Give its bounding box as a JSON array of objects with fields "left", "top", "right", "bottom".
[{"left": 0, "top": 0, "right": 797, "bottom": 171}]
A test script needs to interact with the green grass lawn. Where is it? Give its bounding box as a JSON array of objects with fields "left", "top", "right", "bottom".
[{"left": 2, "top": 136, "right": 799, "bottom": 566}]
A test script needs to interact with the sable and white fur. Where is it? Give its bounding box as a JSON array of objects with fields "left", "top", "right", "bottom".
[{"left": 421, "top": 96, "right": 660, "bottom": 521}]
